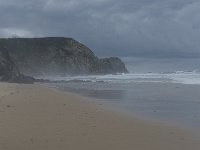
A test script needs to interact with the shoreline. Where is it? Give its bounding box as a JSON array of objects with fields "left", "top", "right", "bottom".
[
  {"left": 0, "top": 82, "right": 200, "bottom": 150},
  {"left": 50, "top": 81, "right": 200, "bottom": 130},
  {"left": 53, "top": 84, "right": 200, "bottom": 134}
]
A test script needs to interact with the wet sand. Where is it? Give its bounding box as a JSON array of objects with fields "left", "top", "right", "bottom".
[
  {"left": 53, "top": 81, "right": 200, "bottom": 129},
  {"left": 0, "top": 82, "right": 199, "bottom": 150}
]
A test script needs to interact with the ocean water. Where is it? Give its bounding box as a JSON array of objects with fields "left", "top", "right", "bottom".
[
  {"left": 44, "top": 57, "right": 200, "bottom": 129},
  {"left": 45, "top": 72, "right": 200, "bottom": 129},
  {"left": 45, "top": 71, "right": 200, "bottom": 85}
]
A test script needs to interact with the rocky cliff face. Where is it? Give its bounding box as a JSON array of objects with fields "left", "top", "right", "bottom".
[
  {"left": 0, "top": 49, "right": 20, "bottom": 81},
  {"left": 0, "top": 50, "right": 34, "bottom": 83},
  {"left": 0, "top": 37, "right": 128, "bottom": 77},
  {"left": 97, "top": 57, "right": 128, "bottom": 74}
]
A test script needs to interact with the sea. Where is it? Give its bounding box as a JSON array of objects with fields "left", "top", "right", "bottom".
[{"left": 43, "top": 57, "right": 200, "bottom": 130}]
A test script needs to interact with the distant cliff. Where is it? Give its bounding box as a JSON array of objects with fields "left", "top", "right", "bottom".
[
  {"left": 0, "top": 49, "right": 19, "bottom": 81},
  {"left": 0, "top": 37, "right": 128, "bottom": 77},
  {"left": 0, "top": 49, "right": 34, "bottom": 83}
]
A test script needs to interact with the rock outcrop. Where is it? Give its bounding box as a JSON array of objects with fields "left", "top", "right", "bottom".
[
  {"left": 0, "top": 49, "right": 34, "bottom": 83},
  {"left": 0, "top": 49, "right": 20, "bottom": 81},
  {"left": 97, "top": 57, "right": 128, "bottom": 74},
  {"left": 0, "top": 37, "right": 128, "bottom": 77}
]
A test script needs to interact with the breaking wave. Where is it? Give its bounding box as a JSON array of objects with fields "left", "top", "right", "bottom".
[{"left": 41, "top": 70, "right": 200, "bottom": 85}]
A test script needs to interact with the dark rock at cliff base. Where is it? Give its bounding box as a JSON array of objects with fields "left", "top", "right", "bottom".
[
  {"left": 0, "top": 37, "right": 128, "bottom": 77},
  {"left": 0, "top": 50, "right": 35, "bottom": 83}
]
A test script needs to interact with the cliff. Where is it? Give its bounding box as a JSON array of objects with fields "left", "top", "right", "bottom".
[
  {"left": 0, "top": 49, "right": 20, "bottom": 81},
  {"left": 0, "top": 49, "right": 34, "bottom": 83},
  {"left": 98, "top": 57, "right": 128, "bottom": 74},
  {"left": 0, "top": 37, "right": 128, "bottom": 77}
]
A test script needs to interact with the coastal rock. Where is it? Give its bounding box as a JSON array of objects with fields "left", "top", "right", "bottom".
[
  {"left": 97, "top": 57, "right": 128, "bottom": 74},
  {"left": 0, "top": 37, "right": 128, "bottom": 77},
  {"left": 0, "top": 50, "right": 34, "bottom": 83},
  {"left": 0, "top": 49, "right": 20, "bottom": 81}
]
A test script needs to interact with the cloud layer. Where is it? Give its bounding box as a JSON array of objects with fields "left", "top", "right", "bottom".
[{"left": 0, "top": 0, "right": 200, "bottom": 58}]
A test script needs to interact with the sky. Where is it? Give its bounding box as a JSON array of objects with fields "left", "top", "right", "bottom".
[{"left": 0, "top": 0, "right": 200, "bottom": 58}]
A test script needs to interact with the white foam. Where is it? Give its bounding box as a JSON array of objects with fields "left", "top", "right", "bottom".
[{"left": 41, "top": 71, "right": 200, "bottom": 85}]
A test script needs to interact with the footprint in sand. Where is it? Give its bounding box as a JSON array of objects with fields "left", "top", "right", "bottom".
[
  {"left": 30, "top": 138, "right": 35, "bottom": 144},
  {"left": 6, "top": 105, "right": 11, "bottom": 108}
]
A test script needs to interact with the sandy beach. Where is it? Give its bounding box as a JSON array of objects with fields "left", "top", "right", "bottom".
[{"left": 0, "top": 82, "right": 199, "bottom": 150}]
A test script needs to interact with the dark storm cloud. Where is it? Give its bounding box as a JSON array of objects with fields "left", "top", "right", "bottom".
[{"left": 0, "top": 0, "right": 200, "bottom": 58}]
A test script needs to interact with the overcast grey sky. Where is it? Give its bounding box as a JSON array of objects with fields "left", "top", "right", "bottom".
[{"left": 0, "top": 0, "right": 200, "bottom": 58}]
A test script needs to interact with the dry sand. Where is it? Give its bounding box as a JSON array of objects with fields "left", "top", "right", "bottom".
[{"left": 0, "top": 82, "right": 199, "bottom": 150}]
